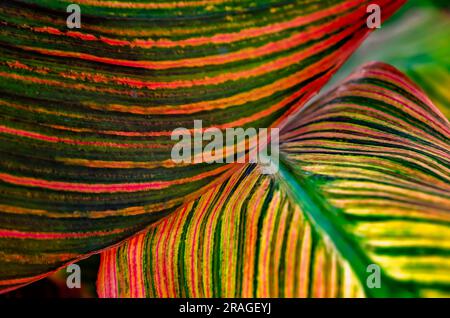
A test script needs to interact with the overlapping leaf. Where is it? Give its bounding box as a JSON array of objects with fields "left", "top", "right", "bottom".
[
  {"left": 0, "top": 0, "right": 406, "bottom": 293},
  {"left": 98, "top": 164, "right": 367, "bottom": 297},
  {"left": 97, "top": 63, "right": 450, "bottom": 297}
]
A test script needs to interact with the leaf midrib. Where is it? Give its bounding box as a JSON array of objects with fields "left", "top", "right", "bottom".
[{"left": 276, "top": 155, "right": 417, "bottom": 297}]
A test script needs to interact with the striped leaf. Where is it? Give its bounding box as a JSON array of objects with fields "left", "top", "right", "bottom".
[
  {"left": 0, "top": 0, "right": 405, "bottom": 293},
  {"left": 97, "top": 63, "right": 450, "bottom": 297}
]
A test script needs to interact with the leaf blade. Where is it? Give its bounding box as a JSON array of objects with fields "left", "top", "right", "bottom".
[
  {"left": 0, "top": 0, "right": 406, "bottom": 292},
  {"left": 97, "top": 62, "right": 450, "bottom": 297}
]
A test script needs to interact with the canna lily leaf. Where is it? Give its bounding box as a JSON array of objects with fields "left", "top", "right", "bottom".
[
  {"left": 97, "top": 62, "right": 450, "bottom": 298},
  {"left": 0, "top": 0, "right": 406, "bottom": 293},
  {"left": 98, "top": 164, "right": 368, "bottom": 298}
]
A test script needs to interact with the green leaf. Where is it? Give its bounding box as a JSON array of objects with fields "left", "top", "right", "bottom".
[
  {"left": 97, "top": 63, "right": 450, "bottom": 297},
  {"left": 327, "top": 4, "right": 450, "bottom": 118},
  {"left": 0, "top": 0, "right": 406, "bottom": 293}
]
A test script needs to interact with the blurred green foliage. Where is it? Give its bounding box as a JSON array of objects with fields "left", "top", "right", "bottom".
[{"left": 326, "top": 0, "right": 450, "bottom": 118}]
